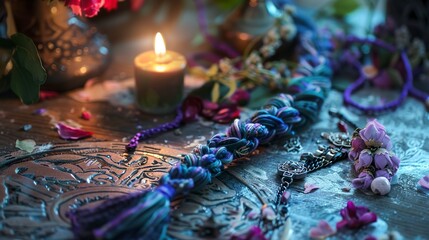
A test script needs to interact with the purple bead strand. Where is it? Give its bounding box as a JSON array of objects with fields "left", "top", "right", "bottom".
[
  {"left": 126, "top": 110, "right": 183, "bottom": 151},
  {"left": 343, "top": 38, "right": 413, "bottom": 114}
]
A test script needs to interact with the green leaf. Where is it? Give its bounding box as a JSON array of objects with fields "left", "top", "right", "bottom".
[
  {"left": 331, "top": 0, "right": 360, "bottom": 18},
  {"left": 218, "top": 78, "right": 237, "bottom": 99},
  {"left": 213, "top": 0, "right": 243, "bottom": 10},
  {"left": 9, "top": 33, "right": 46, "bottom": 104},
  {"left": 211, "top": 82, "right": 220, "bottom": 102},
  {"left": 0, "top": 38, "right": 15, "bottom": 49}
]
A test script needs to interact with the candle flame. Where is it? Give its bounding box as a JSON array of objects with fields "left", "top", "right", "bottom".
[{"left": 154, "top": 32, "right": 166, "bottom": 58}]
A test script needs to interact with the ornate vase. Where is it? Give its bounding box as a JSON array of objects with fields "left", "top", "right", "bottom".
[
  {"left": 10, "top": 0, "right": 110, "bottom": 91},
  {"left": 219, "top": 0, "right": 279, "bottom": 54}
]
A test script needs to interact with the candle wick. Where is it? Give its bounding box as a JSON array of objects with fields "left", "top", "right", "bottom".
[{"left": 156, "top": 53, "right": 171, "bottom": 64}]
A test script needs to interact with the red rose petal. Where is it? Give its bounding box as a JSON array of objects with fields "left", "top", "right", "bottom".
[{"left": 56, "top": 122, "right": 93, "bottom": 140}]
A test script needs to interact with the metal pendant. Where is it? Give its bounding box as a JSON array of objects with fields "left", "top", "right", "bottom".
[
  {"left": 320, "top": 132, "right": 351, "bottom": 148},
  {"left": 278, "top": 160, "right": 307, "bottom": 186}
]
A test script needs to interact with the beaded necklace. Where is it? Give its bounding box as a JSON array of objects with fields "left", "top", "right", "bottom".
[{"left": 68, "top": 8, "right": 335, "bottom": 240}]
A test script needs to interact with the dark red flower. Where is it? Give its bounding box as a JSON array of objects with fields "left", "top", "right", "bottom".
[
  {"left": 212, "top": 104, "right": 240, "bottom": 123},
  {"left": 181, "top": 96, "right": 203, "bottom": 123},
  {"left": 103, "top": 0, "right": 118, "bottom": 11},
  {"left": 182, "top": 96, "right": 240, "bottom": 124},
  {"left": 130, "top": 0, "right": 145, "bottom": 11},
  {"left": 201, "top": 100, "right": 220, "bottom": 119},
  {"left": 230, "top": 89, "right": 250, "bottom": 106},
  {"left": 336, "top": 201, "right": 377, "bottom": 230}
]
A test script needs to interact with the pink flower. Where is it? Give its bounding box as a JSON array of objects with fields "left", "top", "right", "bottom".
[
  {"left": 336, "top": 201, "right": 377, "bottom": 230},
  {"left": 352, "top": 172, "right": 373, "bottom": 190}
]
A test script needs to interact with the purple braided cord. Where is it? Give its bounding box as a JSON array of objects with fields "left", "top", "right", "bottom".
[
  {"left": 126, "top": 109, "right": 183, "bottom": 151},
  {"left": 343, "top": 37, "right": 413, "bottom": 114}
]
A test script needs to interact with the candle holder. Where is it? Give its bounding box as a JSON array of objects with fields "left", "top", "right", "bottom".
[{"left": 134, "top": 33, "right": 186, "bottom": 114}]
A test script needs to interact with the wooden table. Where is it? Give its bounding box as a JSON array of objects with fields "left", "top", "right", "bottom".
[{"left": 0, "top": 3, "right": 428, "bottom": 240}]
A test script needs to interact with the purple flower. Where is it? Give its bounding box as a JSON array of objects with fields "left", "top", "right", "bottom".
[
  {"left": 349, "top": 136, "right": 366, "bottom": 161},
  {"left": 352, "top": 172, "right": 374, "bottom": 190},
  {"left": 336, "top": 201, "right": 377, "bottom": 230},
  {"left": 375, "top": 169, "right": 392, "bottom": 181},
  {"left": 374, "top": 148, "right": 393, "bottom": 170},
  {"left": 355, "top": 149, "right": 373, "bottom": 171},
  {"left": 390, "top": 155, "right": 400, "bottom": 173},
  {"left": 359, "top": 119, "right": 391, "bottom": 149},
  {"left": 231, "top": 226, "right": 267, "bottom": 240}
]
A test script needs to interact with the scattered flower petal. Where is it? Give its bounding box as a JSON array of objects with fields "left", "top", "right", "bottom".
[
  {"left": 33, "top": 108, "right": 47, "bottom": 115},
  {"left": 231, "top": 226, "right": 267, "bottom": 240},
  {"left": 15, "top": 139, "right": 36, "bottom": 153},
  {"left": 418, "top": 175, "right": 429, "bottom": 190},
  {"left": 304, "top": 183, "right": 320, "bottom": 194},
  {"left": 21, "top": 124, "right": 32, "bottom": 132},
  {"left": 336, "top": 201, "right": 377, "bottom": 230},
  {"left": 39, "top": 90, "right": 59, "bottom": 101},
  {"left": 309, "top": 220, "right": 336, "bottom": 239},
  {"left": 247, "top": 210, "right": 259, "bottom": 220},
  {"left": 81, "top": 110, "right": 92, "bottom": 120},
  {"left": 261, "top": 206, "right": 276, "bottom": 221},
  {"left": 56, "top": 122, "right": 93, "bottom": 140}
]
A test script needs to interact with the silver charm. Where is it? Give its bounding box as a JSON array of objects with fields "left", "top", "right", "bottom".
[
  {"left": 320, "top": 132, "right": 351, "bottom": 148},
  {"left": 278, "top": 160, "right": 307, "bottom": 182},
  {"left": 283, "top": 137, "right": 303, "bottom": 153}
]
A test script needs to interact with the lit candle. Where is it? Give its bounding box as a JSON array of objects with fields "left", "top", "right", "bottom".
[{"left": 134, "top": 32, "right": 186, "bottom": 114}]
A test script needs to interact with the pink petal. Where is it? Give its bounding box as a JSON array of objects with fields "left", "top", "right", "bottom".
[
  {"left": 359, "top": 212, "right": 377, "bottom": 225},
  {"left": 309, "top": 220, "right": 335, "bottom": 239},
  {"left": 304, "top": 183, "right": 320, "bottom": 194},
  {"left": 418, "top": 175, "right": 429, "bottom": 190},
  {"left": 336, "top": 220, "right": 348, "bottom": 230},
  {"left": 56, "top": 122, "right": 93, "bottom": 140},
  {"left": 261, "top": 206, "right": 276, "bottom": 221}
]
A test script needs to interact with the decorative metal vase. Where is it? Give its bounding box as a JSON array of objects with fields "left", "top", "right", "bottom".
[
  {"left": 219, "top": 0, "right": 279, "bottom": 54},
  {"left": 10, "top": 0, "right": 110, "bottom": 91},
  {"left": 387, "top": 0, "right": 429, "bottom": 46}
]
